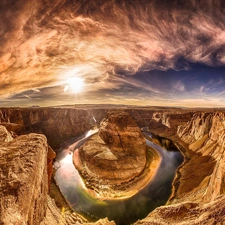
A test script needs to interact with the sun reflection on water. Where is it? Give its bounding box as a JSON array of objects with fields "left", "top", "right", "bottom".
[{"left": 60, "top": 153, "right": 73, "bottom": 165}]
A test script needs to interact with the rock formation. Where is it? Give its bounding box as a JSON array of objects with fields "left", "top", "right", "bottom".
[
  {"left": 135, "top": 195, "right": 225, "bottom": 225},
  {"left": 0, "top": 132, "right": 49, "bottom": 225},
  {"left": 0, "top": 125, "right": 13, "bottom": 142},
  {"left": 2, "top": 106, "right": 225, "bottom": 224},
  {"left": 0, "top": 106, "right": 186, "bottom": 148},
  {"left": 74, "top": 111, "right": 147, "bottom": 193},
  {"left": 135, "top": 111, "right": 225, "bottom": 224},
  {"left": 99, "top": 111, "right": 146, "bottom": 156},
  {"left": 47, "top": 146, "right": 56, "bottom": 190},
  {"left": 0, "top": 125, "right": 115, "bottom": 225},
  {"left": 175, "top": 112, "right": 225, "bottom": 203},
  {"left": 148, "top": 111, "right": 194, "bottom": 138},
  {"left": 0, "top": 108, "right": 107, "bottom": 149}
]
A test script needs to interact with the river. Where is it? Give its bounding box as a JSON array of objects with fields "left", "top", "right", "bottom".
[{"left": 54, "top": 129, "right": 183, "bottom": 225}]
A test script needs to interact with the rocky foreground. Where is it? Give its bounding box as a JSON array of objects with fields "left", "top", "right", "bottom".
[{"left": 0, "top": 124, "right": 115, "bottom": 225}]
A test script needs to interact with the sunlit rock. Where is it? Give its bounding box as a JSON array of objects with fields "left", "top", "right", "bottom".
[
  {"left": 136, "top": 111, "right": 225, "bottom": 224},
  {"left": 0, "top": 133, "right": 49, "bottom": 224},
  {"left": 74, "top": 111, "right": 147, "bottom": 191},
  {"left": 0, "top": 125, "right": 13, "bottom": 142},
  {"left": 99, "top": 111, "right": 146, "bottom": 155}
]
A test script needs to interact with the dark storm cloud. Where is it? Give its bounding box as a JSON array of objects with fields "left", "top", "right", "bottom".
[{"left": 1, "top": 0, "right": 225, "bottom": 101}]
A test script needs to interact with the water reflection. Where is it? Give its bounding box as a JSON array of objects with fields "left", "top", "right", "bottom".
[{"left": 54, "top": 130, "right": 183, "bottom": 225}]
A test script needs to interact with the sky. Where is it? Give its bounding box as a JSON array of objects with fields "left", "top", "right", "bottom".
[{"left": 1, "top": 0, "right": 225, "bottom": 107}]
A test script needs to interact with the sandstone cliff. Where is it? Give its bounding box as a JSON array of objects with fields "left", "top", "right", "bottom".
[
  {"left": 2, "top": 106, "right": 225, "bottom": 225},
  {"left": 135, "top": 195, "right": 225, "bottom": 225},
  {"left": 0, "top": 108, "right": 108, "bottom": 149},
  {"left": 0, "top": 125, "right": 13, "bottom": 142},
  {"left": 148, "top": 110, "right": 194, "bottom": 138},
  {"left": 0, "top": 106, "right": 186, "bottom": 149},
  {"left": 47, "top": 146, "right": 56, "bottom": 190},
  {"left": 136, "top": 111, "right": 225, "bottom": 224},
  {"left": 175, "top": 111, "right": 225, "bottom": 203},
  {"left": 0, "top": 125, "right": 115, "bottom": 225},
  {"left": 0, "top": 132, "right": 49, "bottom": 225},
  {"left": 99, "top": 111, "right": 146, "bottom": 156}
]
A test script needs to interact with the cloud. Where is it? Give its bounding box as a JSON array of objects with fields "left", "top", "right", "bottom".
[
  {"left": 23, "top": 94, "right": 31, "bottom": 99},
  {"left": 174, "top": 81, "right": 185, "bottom": 92},
  {"left": 1, "top": 0, "right": 225, "bottom": 104}
]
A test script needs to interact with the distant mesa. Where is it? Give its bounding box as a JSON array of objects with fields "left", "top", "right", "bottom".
[
  {"left": 29, "top": 105, "right": 40, "bottom": 108},
  {"left": 74, "top": 111, "right": 147, "bottom": 197}
]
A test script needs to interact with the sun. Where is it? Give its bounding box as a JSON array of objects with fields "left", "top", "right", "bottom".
[{"left": 64, "top": 77, "right": 85, "bottom": 93}]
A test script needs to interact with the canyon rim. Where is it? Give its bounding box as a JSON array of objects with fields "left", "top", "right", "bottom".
[
  {"left": 2, "top": 0, "right": 225, "bottom": 224},
  {"left": 1, "top": 106, "right": 225, "bottom": 224}
]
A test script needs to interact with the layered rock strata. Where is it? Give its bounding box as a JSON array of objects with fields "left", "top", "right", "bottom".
[
  {"left": 136, "top": 111, "right": 225, "bottom": 224},
  {"left": 2, "top": 107, "right": 225, "bottom": 224},
  {"left": 41, "top": 196, "right": 116, "bottom": 225},
  {"left": 0, "top": 132, "right": 49, "bottom": 225},
  {"left": 47, "top": 146, "right": 56, "bottom": 190},
  {"left": 175, "top": 112, "right": 225, "bottom": 203},
  {"left": 0, "top": 106, "right": 190, "bottom": 149},
  {"left": 148, "top": 111, "right": 194, "bottom": 138},
  {"left": 0, "top": 125, "right": 13, "bottom": 142},
  {"left": 135, "top": 195, "right": 225, "bottom": 225},
  {"left": 0, "top": 108, "right": 107, "bottom": 149},
  {"left": 74, "top": 111, "right": 147, "bottom": 193},
  {"left": 0, "top": 125, "right": 115, "bottom": 225}
]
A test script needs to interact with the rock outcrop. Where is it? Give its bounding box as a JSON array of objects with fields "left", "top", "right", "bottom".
[
  {"left": 175, "top": 112, "right": 225, "bottom": 203},
  {"left": 2, "top": 106, "right": 225, "bottom": 224},
  {"left": 74, "top": 111, "right": 147, "bottom": 193},
  {"left": 135, "top": 195, "right": 225, "bottom": 225},
  {"left": 0, "top": 125, "right": 13, "bottom": 142},
  {"left": 0, "top": 132, "right": 49, "bottom": 225},
  {"left": 136, "top": 111, "right": 225, "bottom": 224},
  {"left": 99, "top": 111, "right": 146, "bottom": 156},
  {"left": 0, "top": 125, "right": 116, "bottom": 225},
  {"left": 148, "top": 111, "right": 194, "bottom": 138},
  {"left": 41, "top": 196, "right": 116, "bottom": 225},
  {"left": 47, "top": 146, "right": 56, "bottom": 190}
]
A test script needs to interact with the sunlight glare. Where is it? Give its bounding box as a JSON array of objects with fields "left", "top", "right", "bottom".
[
  {"left": 64, "top": 77, "right": 85, "bottom": 93},
  {"left": 61, "top": 153, "right": 72, "bottom": 165}
]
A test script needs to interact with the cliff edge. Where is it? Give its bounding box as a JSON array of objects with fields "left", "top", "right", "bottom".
[
  {"left": 135, "top": 111, "right": 225, "bottom": 224},
  {"left": 0, "top": 131, "right": 49, "bottom": 225}
]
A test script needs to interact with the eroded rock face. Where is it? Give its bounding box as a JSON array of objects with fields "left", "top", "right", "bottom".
[
  {"left": 0, "top": 108, "right": 107, "bottom": 148},
  {"left": 135, "top": 195, "right": 225, "bottom": 225},
  {"left": 99, "top": 111, "right": 146, "bottom": 155},
  {"left": 175, "top": 112, "right": 225, "bottom": 203},
  {"left": 148, "top": 111, "right": 194, "bottom": 138},
  {"left": 0, "top": 133, "right": 49, "bottom": 225},
  {"left": 0, "top": 125, "right": 114, "bottom": 225},
  {"left": 47, "top": 146, "right": 56, "bottom": 191},
  {"left": 0, "top": 107, "right": 188, "bottom": 149},
  {"left": 75, "top": 111, "right": 146, "bottom": 188},
  {"left": 0, "top": 125, "right": 13, "bottom": 142},
  {"left": 136, "top": 111, "right": 225, "bottom": 224}
]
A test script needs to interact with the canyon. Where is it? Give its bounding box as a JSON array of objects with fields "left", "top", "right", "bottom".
[{"left": 1, "top": 105, "right": 225, "bottom": 224}]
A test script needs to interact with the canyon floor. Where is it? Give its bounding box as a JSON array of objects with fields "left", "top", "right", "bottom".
[{"left": 1, "top": 105, "right": 225, "bottom": 224}]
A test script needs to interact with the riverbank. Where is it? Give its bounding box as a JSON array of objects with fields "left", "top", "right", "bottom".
[{"left": 78, "top": 145, "right": 161, "bottom": 200}]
